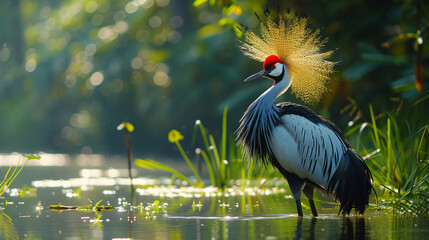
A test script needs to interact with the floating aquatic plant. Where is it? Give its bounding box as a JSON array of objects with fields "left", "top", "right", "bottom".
[
  {"left": 139, "top": 200, "right": 168, "bottom": 216},
  {"left": 48, "top": 199, "right": 114, "bottom": 213}
]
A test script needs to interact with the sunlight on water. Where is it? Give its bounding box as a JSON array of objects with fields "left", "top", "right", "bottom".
[
  {"left": 31, "top": 176, "right": 289, "bottom": 199},
  {"left": 0, "top": 154, "right": 426, "bottom": 240},
  {"left": 163, "top": 213, "right": 342, "bottom": 221},
  {"left": 31, "top": 177, "right": 170, "bottom": 188},
  {"left": 0, "top": 153, "right": 69, "bottom": 166},
  {"left": 136, "top": 186, "right": 288, "bottom": 198},
  {"left": 167, "top": 215, "right": 240, "bottom": 220},
  {"left": 79, "top": 168, "right": 138, "bottom": 178}
]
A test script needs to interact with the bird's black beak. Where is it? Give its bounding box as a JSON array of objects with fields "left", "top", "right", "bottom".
[{"left": 244, "top": 70, "right": 270, "bottom": 82}]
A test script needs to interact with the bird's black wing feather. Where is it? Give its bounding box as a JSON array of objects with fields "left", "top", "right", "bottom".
[{"left": 276, "top": 102, "right": 351, "bottom": 148}]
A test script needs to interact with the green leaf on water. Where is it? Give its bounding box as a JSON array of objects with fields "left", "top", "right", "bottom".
[{"left": 21, "top": 154, "right": 41, "bottom": 160}]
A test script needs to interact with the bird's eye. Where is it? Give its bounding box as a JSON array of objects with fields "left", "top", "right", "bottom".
[{"left": 265, "top": 64, "right": 275, "bottom": 71}]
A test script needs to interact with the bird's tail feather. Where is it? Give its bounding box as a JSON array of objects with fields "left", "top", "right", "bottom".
[{"left": 327, "top": 149, "right": 375, "bottom": 215}]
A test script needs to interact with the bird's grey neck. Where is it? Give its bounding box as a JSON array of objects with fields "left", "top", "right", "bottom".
[
  {"left": 236, "top": 84, "right": 286, "bottom": 163},
  {"left": 252, "top": 70, "right": 290, "bottom": 108},
  {"left": 235, "top": 67, "right": 291, "bottom": 162},
  {"left": 257, "top": 66, "right": 291, "bottom": 104}
]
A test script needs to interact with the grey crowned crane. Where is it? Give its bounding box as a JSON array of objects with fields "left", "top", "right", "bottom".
[{"left": 236, "top": 14, "right": 374, "bottom": 217}]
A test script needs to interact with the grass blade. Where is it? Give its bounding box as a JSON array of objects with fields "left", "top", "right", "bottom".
[{"left": 135, "top": 159, "right": 196, "bottom": 187}]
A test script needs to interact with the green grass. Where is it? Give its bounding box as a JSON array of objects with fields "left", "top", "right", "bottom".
[
  {"left": 345, "top": 104, "right": 428, "bottom": 215},
  {"left": 135, "top": 158, "right": 200, "bottom": 187},
  {"left": 135, "top": 107, "right": 279, "bottom": 189},
  {"left": 135, "top": 102, "right": 428, "bottom": 215}
]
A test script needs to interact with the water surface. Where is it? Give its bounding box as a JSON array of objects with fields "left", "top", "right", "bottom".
[{"left": 1, "top": 154, "right": 427, "bottom": 239}]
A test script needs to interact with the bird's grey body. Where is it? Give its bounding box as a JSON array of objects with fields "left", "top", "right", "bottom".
[
  {"left": 272, "top": 106, "right": 347, "bottom": 189},
  {"left": 236, "top": 61, "right": 373, "bottom": 216}
]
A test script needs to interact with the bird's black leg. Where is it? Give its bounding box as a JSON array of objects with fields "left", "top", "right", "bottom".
[
  {"left": 283, "top": 173, "right": 305, "bottom": 217},
  {"left": 303, "top": 183, "right": 318, "bottom": 217},
  {"left": 271, "top": 162, "right": 306, "bottom": 217}
]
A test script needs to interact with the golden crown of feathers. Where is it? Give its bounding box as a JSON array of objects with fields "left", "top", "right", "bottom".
[{"left": 240, "top": 12, "right": 334, "bottom": 103}]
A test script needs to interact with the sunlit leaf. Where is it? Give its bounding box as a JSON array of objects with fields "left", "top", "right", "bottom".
[
  {"left": 225, "top": 5, "right": 242, "bottom": 16},
  {"left": 168, "top": 129, "right": 184, "bottom": 143},
  {"left": 117, "top": 122, "right": 134, "bottom": 132},
  {"left": 196, "top": 24, "right": 223, "bottom": 39},
  {"left": 135, "top": 158, "right": 195, "bottom": 186},
  {"left": 22, "top": 154, "right": 41, "bottom": 160},
  {"left": 193, "top": 0, "right": 208, "bottom": 7},
  {"left": 391, "top": 75, "right": 416, "bottom": 93}
]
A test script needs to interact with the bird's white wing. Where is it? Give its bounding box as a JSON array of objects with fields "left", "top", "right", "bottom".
[{"left": 271, "top": 114, "right": 348, "bottom": 188}]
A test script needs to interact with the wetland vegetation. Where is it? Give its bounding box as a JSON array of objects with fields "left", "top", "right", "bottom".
[{"left": 0, "top": 0, "right": 428, "bottom": 239}]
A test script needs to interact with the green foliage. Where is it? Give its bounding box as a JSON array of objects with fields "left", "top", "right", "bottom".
[
  {"left": 0, "top": 212, "right": 18, "bottom": 240},
  {"left": 168, "top": 129, "right": 203, "bottom": 184},
  {"left": 135, "top": 158, "right": 199, "bottom": 187},
  {"left": 0, "top": 0, "right": 427, "bottom": 216},
  {"left": 192, "top": 107, "right": 230, "bottom": 188},
  {"left": 18, "top": 186, "right": 37, "bottom": 198},
  {"left": 345, "top": 102, "right": 428, "bottom": 215},
  {"left": 141, "top": 200, "right": 168, "bottom": 216},
  {"left": 135, "top": 107, "right": 279, "bottom": 189},
  {"left": 0, "top": 0, "right": 427, "bottom": 158},
  {"left": 192, "top": 107, "right": 278, "bottom": 188}
]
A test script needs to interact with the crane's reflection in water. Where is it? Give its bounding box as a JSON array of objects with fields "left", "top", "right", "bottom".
[{"left": 165, "top": 213, "right": 369, "bottom": 240}]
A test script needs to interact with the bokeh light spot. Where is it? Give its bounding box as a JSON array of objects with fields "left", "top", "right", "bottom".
[
  {"left": 131, "top": 57, "right": 143, "bottom": 70},
  {"left": 149, "top": 16, "right": 162, "bottom": 28},
  {"left": 156, "top": 0, "right": 170, "bottom": 7},
  {"left": 25, "top": 59, "right": 37, "bottom": 72},
  {"left": 61, "top": 126, "right": 73, "bottom": 140},
  {"left": 70, "top": 111, "right": 91, "bottom": 128},
  {"left": 170, "top": 16, "right": 184, "bottom": 28},
  {"left": 90, "top": 72, "right": 104, "bottom": 86},
  {"left": 81, "top": 62, "right": 94, "bottom": 74},
  {"left": 85, "top": 43, "right": 97, "bottom": 56},
  {"left": 125, "top": 2, "right": 138, "bottom": 14},
  {"left": 153, "top": 71, "right": 170, "bottom": 88},
  {"left": 0, "top": 47, "right": 10, "bottom": 62},
  {"left": 85, "top": 1, "right": 98, "bottom": 13},
  {"left": 114, "top": 21, "right": 128, "bottom": 34}
]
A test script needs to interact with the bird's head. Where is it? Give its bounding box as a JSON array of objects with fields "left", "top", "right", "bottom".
[
  {"left": 244, "top": 55, "right": 289, "bottom": 86},
  {"left": 239, "top": 14, "right": 334, "bottom": 104}
]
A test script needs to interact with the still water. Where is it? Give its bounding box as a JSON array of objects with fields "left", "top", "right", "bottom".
[{"left": 1, "top": 154, "right": 428, "bottom": 240}]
